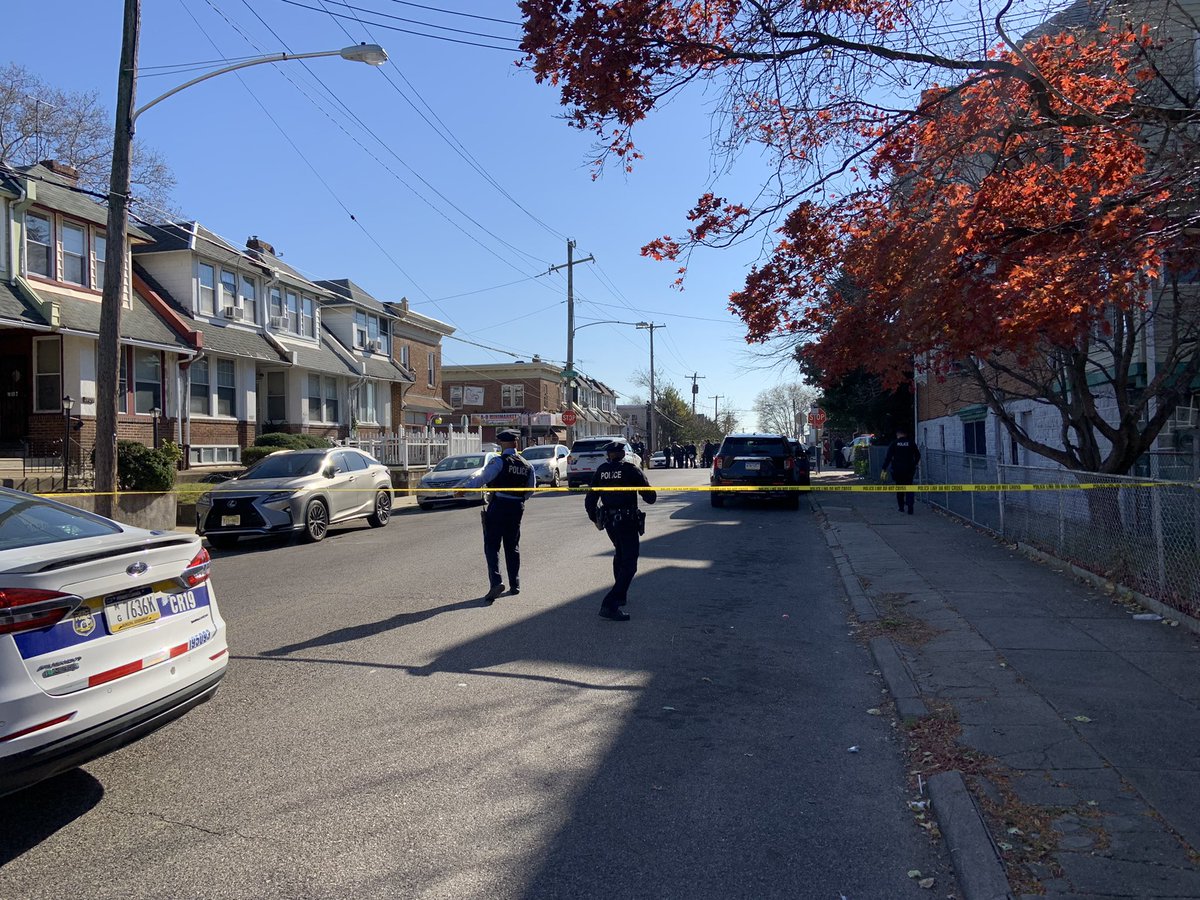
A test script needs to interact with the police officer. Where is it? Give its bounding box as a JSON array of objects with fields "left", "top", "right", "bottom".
[
  {"left": 584, "top": 440, "right": 657, "bottom": 621},
  {"left": 882, "top": 427, "right": 921, "bottom": 515},
  {"left": 459, "top": 429, "right": 535, "bottom": 601}
]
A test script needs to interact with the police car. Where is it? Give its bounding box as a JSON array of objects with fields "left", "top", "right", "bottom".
[
  {"left": 567, "top": 436, "right": 642, "bottom": 488},
  {"left": 0, "top": 488, "right": 228, "bottom": 796}
]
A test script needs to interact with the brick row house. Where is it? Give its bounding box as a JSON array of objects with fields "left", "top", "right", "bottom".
[
  {"left": 383, "top": 297, "right": 455, "bottom": 428},
  {"left": 441, "top": 359, "right": 570, "bottom": 444}
]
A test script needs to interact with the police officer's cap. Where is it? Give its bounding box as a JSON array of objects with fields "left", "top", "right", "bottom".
[
  {"left": 496, "top": 429, "right": 521, "bottom": 443},
  {"left": 603, "top": 440, "right": 626, "bottom": 454}
]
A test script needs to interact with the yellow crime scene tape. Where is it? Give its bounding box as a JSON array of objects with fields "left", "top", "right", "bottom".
[{"left": 33, "top": 481, "right": 1175, "bottom": 499}]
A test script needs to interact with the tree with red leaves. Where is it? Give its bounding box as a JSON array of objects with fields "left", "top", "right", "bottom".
[{"left": 519, "top": 0, "right": 1200, "bottom": 474}]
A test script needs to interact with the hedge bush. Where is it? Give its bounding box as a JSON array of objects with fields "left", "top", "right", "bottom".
[
  {"left": 240, "top": 445, "right": 279, "bottom": 467},
  {"left": 239, "top": 433, "right": 333, "bottom": 468},
  {"left": 117, "top": 440, "right": 178, "bottom": 492}
]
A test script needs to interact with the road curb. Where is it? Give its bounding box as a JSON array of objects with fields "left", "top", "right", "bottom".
[
  {"left": 928, "top": 772, "right": 1015, "bottom": 900},
  {"left": 812, "top": 496, "right": 1013, "bottom": 900}
]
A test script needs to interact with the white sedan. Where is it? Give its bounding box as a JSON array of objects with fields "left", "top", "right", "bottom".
[
  {"left": 0, "top": 488, "right": 228, "bottom": 797},
  {"left": 521, "top": 443, "right": 569, "bottom": 487}
]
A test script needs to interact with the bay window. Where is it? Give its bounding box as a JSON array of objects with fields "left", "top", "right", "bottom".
[
  {"left": 62, "top": 222, "right": 86, "bottom": 285},
  {"left": 27, "top": 213, "right": 52, "bottom": 278}
]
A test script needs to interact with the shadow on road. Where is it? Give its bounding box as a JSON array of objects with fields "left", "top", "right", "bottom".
[{"left": 0, "top": 769, "right": 104, "bottom": 865}]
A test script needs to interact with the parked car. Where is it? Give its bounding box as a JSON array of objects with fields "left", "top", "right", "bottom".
[
  {"left": 0, "top": 488, "right": 228, "bottom": 797},
  {"left": 710, "top": 433, "right": 801, "bottom": 509},
  {"left": 788, "top": 441, "right": 813, "bottom": 485},
  {"left": 415, "top": 452, "right": 499, "bottom": 510},
  {"left": 196, "top": 448, "right": 393, "bottom": 547},
  {"left": 650, "top": 450, "right": 668, "bottom": 468},
  {"left": 567, "top": 436, "right": 642, "bottom": 488},
  {"left": 522, "top": 444, "right": 569, "bottom": 487}
]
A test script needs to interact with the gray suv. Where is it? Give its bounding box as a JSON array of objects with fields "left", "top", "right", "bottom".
[{"left": 196, "top": 448, "right": 394, "bottom": 547}]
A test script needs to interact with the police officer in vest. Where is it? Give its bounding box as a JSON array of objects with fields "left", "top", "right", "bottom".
[
  {"left": 584, "top": 440, "right": 657, "bottom": 621},
  {"left": 459, "top": 429, "right": 535, "bottom": 602}
]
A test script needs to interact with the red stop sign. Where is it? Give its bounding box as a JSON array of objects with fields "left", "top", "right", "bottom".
[
  {"left": 808, "top": 408, "right": 827, "bottom": 427},
  {"left": 562, "top": 410, "right": 578, "bottom": 426}
]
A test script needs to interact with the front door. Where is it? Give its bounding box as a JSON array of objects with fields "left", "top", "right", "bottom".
[{"left": 0, "top": 348, "right": 30, "bottom": 443}]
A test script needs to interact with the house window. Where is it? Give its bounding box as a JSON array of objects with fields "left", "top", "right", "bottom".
[
  {"left": 301, "top": 295, "right": 315, "bottom": 337},
  {"left": 134, "top": 349, "right": 161, "bottom": 414},
  {"left": 286, "top": 291, "right": 300, "bottom": 333},
  {"left": 220, "top": 269, "right": 238, "bottom": 314},
  {"left": 355, "top": 310, "right": 368, "bottom": 348},
  {"left": 269, "top": 286, "right": 283, "bottom": 323},
  {"left": 94, "top": 232, "right": 107, "bottom": 288},
  {"left": 963, "top": 420, "right": 986, "bottom": 456},
  {"left": 189, "top": 358, "right": 211, "bottom": 415},
  {"left": 198, "top": 263, "right": 216, "bottom": 315},
  {"left": 307, "top": 374, "right": 323, "bottom": 421},
  {"left": 117, "top": 348, "right": 128, "bottom": 414},
  {"left": 378, "top": 320, "right": 389, "bottom": 355},
  {"left": 241, "top": 276, "right": 258, "bottom": 324},
  {"left": 189, "top": 445, "right": 241, "bottom": 465},
  {"left": 27, "top": 212, "right": 52, "bottom": 278},
  {"left": 33, "top": 336, "right": 61, "bottom": 412},
  {"left": 216, "top": 359, "right": 236, "bottom": 417},
  {"left": 357, "top": 381, "right": 378, "bottom": 424},
  {"left": 501, "top": 384, "right": 523, "bottom": 408},
  {"left": 450, "top": 385, "right": 463, "bottom": 408},
  {"left": 62, "top": 222, "right": 86, "bottom": 285},
  {"left": 266, "top": 370, "right": 286, "bottom": 421},
  {"left": 427, "top": 351, "right": 435, "bottom": 387},
  {"left": 400, "top": 344, "right": 410, "bottom": 368},
  {"left": 324, "top": 377, "right": 338, "bottom": 423}
]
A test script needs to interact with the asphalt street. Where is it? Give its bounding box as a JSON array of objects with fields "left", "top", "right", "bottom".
[{"left": 0, "top": 469, "right": 955, "bottom": 899}]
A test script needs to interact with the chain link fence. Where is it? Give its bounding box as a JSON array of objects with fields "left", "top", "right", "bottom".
[{"left": 917, "top": 449, "right": 1200, "bottom": 621}]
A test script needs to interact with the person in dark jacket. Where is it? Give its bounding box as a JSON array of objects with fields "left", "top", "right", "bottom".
[
  {"left": 881, "top": 428, "right": 921, "bottom": 514},
  {"left": 584, "top": 441, "right": 657, "bottom": 621},
  {"left": 459, "top": 429, "right": 535, "bottom": 601}
]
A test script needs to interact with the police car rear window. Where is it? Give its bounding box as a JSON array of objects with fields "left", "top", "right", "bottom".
[
  {"left": 0, "top": 493, "right": 121, "bottom": 551},
  {"left": 572, "top": 440, "right": 615, "bottom": 453},
  {"left": 720, "top": 438, "right": 789, "bottom": 456}
]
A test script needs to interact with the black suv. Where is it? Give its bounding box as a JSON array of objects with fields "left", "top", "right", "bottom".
[{"left": 710, "top": 433, "right": 802, "bottom": 509}]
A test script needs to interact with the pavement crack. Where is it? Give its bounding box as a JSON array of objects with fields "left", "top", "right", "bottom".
[{"left": 110, "top": 804, "right": 239, "bottom": 838}]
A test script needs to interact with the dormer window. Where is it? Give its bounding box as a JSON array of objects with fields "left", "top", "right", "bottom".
[
  {"left": 352, "top": 310, "right": 390, "bottom": 353},
  {"left": 62, "top": 222, "right": 86, "bottom": 284},
  {"left": 95, "top": 233, "right": 107, "bottom": 287},
  {"left": 219, "top": 269, "right": 238, "bottom": 315},
  {"left": 198, "top": 263, "right": 216, "bottom": 314},
  {"left": 24, "top": 212, "right": 109, "bottom": 288},
  {"left": 241, "top": 275, "right": 258, "bottom": 324}
]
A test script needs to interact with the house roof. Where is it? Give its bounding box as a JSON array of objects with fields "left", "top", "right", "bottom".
[
  {"left": 385, "top": 301, "right": 455, "bottom": 337},
  {"left": 1022, "top": 0, "right": 1110, "bottom": 40},
  {"left": 316, "top": 278, "right": 394, "bottom": 317},
  {"left": 0, "top": 281, "right": 43, "bottom": 327},
  {"left": 320, "top": 326, "right": 413, "bottom": 383},
  {"left": 276, "top": 331, "right": 360, "bottom": 377},
  {"left": 245, "top": 245, "right": 331, "bottom": 295},
  {"left": 136, "top": 222, "right": 268, "bottom": 273},
  {"left": 133, "top": 262, "right": 288, "bottom": 363},
  {"left": 15, "top": 164, "right": 151, "bottom": 240}
]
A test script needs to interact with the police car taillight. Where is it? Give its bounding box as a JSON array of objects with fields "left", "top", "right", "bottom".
[
  {"left": 181, "top": 547, "right": 211, "bottom": 587},
  {"left": 0, "top": 588, "right": 81, "bottom": 636},
  {"left": 713, "top": 456, "right": 723, "bottom": 469},
  {"left": 785, "top": 456, "right": 794, "bottom": 470}
]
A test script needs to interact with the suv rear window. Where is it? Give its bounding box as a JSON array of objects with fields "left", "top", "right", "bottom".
[
  {"left": 572, "top": 440, "right": 617, "bottom": 453},
  {"left": 719, "top": 438, "right": 789, "bottom": 456}
]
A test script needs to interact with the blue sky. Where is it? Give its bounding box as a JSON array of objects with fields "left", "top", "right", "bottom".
[{"left": 5, "top": 1, "right": 803, "bottom": 428}]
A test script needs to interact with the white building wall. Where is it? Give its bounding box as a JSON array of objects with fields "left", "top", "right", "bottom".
[{"left": 136, "top": 251, "right": 197, "bottom": 315}]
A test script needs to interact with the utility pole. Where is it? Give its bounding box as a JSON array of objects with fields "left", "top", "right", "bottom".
[
  {"left": 688, "top": 372, "right": 706, "bottom": 416},
  {"left": 97, "top": 0, "right": 141, "bottom": 518},
  {"left": 711, "top": 394, "right": 723, "bottom": 423},
  {"left": 636, "top": 322, "right": 665, "bottom": 453},
  {"left": 547, "top": 239, "right": 593, "bottom": 442}
]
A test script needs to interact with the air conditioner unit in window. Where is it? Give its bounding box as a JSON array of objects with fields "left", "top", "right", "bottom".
[
  {"left": 223, "top": 306, "right": 243, "bottom": 320},
  {"left": 268, "top": 315, "right": 284, "bottom": 329},
  {"left": 1173, "top": 405, "right": 1198, "bottom": 429},
  {"left": 366, "top": 339, "right": 382, "bottom": 353}
]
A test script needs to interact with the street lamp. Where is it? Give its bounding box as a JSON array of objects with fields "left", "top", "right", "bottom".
[
  {"left": 95, "top": 8, "right": 389, "bottom": 516},
  {"left": 563, "top": 319, "right": 641, "bottom": 442},
  {"left": 150, "top": 406, "right": 161, "bottom": 449},
  {"left": 62, "top": 395, "right": 74, "bottom": 488}
]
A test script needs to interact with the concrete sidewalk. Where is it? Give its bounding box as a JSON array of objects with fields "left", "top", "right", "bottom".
[{"left": 813, "top": 476, "right": 1200, "bottom": 899}]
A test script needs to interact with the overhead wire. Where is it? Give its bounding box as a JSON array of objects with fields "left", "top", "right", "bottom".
[
  {"left": 373, "top": 0, "right": 520, "bottom": 26},
  {"left": 276, "top": 0, "right": 520, "bottom": 50}
]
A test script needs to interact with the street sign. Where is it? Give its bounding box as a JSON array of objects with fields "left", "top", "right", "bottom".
[
  {"left": 808, "top": 407, "right": 827, "bottom": 427},
  {"left": 562, "top": 410, "right": 578, "bottom": 426}
]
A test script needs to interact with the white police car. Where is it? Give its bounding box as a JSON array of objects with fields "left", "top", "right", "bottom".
[{"left": 0, "top": 488, "right": 228, "bottom": 796}]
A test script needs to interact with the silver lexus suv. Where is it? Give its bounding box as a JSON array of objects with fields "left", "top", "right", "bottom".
[{"left": 196, "top": 448, "right": 393, "bottom": 547}]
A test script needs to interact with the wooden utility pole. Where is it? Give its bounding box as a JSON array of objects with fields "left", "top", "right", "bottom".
[
  {"left": 547, "top": 239, "right": 592, "bottom": 442},
  {"left": 96, "top": 0, "right": 140, "bottom": 518},
  {"left": 636, "top": 322, "right": 665, "bottom": 452},
  {"left": 688, "top": 372, "right": 705, "bottom": 416}
]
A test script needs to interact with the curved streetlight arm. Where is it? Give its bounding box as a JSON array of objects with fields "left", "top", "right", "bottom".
[
  {"left": 570, "top": 318, "right": 643, "bottom": 337},
  {"left": 132, "top": 44, "right": 387, "bottom": 122}
]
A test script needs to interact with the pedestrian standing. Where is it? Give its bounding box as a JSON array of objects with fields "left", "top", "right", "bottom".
[
  {"left": 881, "top": 427, "right": 921, "bottom": 515},
  {"left": 584, "top": 441, "right": 657, "bottom": 621},
  {"left": 458, "top": 429, "right": 535, "bottom": 601}
]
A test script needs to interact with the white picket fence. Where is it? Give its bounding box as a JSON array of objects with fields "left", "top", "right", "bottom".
[{"left": 337, "top": 427, "right": 484, "bottom": 469}]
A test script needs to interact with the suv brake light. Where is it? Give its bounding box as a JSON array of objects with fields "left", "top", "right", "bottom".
[
  {"left": 0, "top": 588, "right": 81, "bottom": 635},
  {"left": 713, "top": 456, "right": 723, "bottom": 469},
  {"left": 784, "top": 456, "right": 794, "bottom": 470}
]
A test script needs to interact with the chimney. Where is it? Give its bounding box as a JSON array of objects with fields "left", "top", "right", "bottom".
[
  {"left": 246, "top": 235, "right": 276, "bottom": 255},
  {"left": 39, "top": 160, "right": 79, "bottom": 184}
]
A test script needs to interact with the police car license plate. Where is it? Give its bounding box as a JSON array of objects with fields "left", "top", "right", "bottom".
[
  {"left": 744, "top": 461, "right": 761, "bottom": 471},
  {"left": 221, "top": 515, "right": 240, "bottom": 527},
  {"left": 104, "top": 592, "right": 161, "bottom": 633}
]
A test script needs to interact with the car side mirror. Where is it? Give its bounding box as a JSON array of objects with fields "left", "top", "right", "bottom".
[{"left": 324, "top": 466, "right": 337, "bottom": 478}]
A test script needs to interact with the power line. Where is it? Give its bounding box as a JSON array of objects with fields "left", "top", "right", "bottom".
[
  {"left": 276, "top": 0, "right": 520, "bottom": 50},
  {"left": 301, "top": 0, "right": 520, "bottom": 43},
  {"left": 374, "top": 0, "right": 520, "bottom": 27}
]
